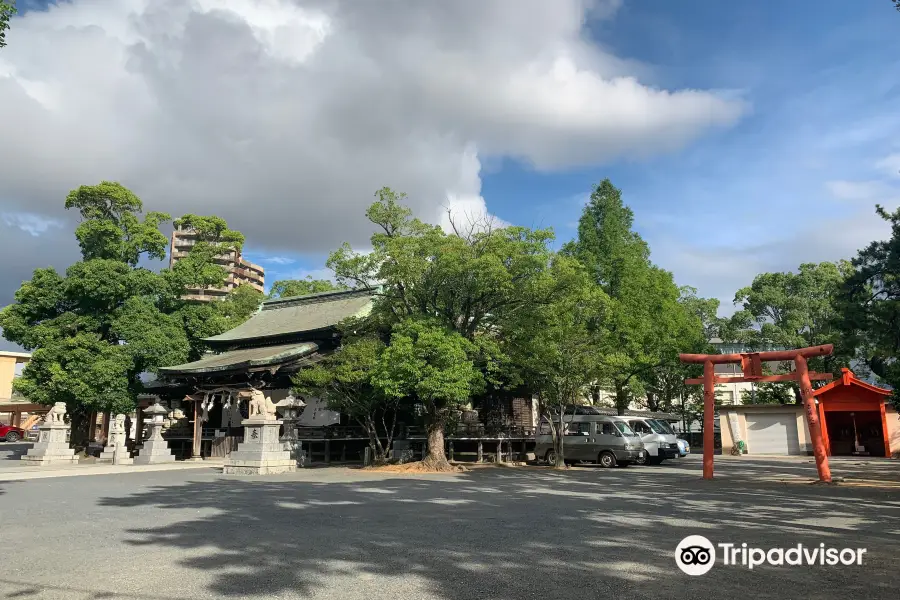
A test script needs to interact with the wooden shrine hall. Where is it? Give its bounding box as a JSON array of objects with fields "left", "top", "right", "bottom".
[{"left": 152, "top": 288, "right": 375, "bottom": 460}]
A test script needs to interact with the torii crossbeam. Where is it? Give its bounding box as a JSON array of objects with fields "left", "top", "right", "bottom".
[{"left": 679, "top": 344, "right": 834, "bottom": 483}]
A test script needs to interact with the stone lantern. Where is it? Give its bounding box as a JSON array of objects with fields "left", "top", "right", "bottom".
[
  {"left": 133, "top": 401, "right": 176, "bottom": 464},
  {"left": 276, "top": 394, "right": 307, "bottom": 467}
]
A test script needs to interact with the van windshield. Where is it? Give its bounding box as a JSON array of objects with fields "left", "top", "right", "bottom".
[
  {"left": 614, "top": 421, "right": 637, "bottom": 436},
  {"left": 648, "top": 419, "right": 674, "bottom": 435}
]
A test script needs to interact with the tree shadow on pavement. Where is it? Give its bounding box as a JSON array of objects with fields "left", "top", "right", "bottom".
[{"left": 93, "top": 464, "right": 900, "bottom": 600}]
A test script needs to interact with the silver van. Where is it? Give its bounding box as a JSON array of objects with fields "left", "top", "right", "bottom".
[
  {"left": 536, "top": 414, "right": 644, "bottom": 468},
  {"left": 614, "top": 416, "right": 679, "bottom": 465}
]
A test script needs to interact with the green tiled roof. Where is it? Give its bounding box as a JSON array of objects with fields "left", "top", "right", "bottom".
[
  {"left": 159, "top": 342, "right": 318, "bottom": 375},
  {"left": 203, "top": 288, "right": 374, "bottom": 344}
]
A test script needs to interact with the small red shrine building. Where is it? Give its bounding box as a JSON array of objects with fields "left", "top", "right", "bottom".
[
  {"left": 719, "top": 369, "right": 899, "bottom": 458},
  {"left": 814, "top": 369, "right": 893, "bottom": 458}
]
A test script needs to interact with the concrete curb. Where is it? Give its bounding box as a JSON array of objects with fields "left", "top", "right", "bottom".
[{"left": 0, "top": 460, "right": 223, "bottom": 482}]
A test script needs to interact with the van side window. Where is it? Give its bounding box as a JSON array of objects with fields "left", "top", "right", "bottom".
[
  {"left": 631, "top": 421, "right": 650, "bottom": 434},
  {"left": 538, "top": 422, "right": 552, "bottom": 435},
  {"left": 565, "top": 422, "right": 592, "bottom": 436},
  {"left": 599, "top": 422, "right": 615, "bottom": 435}
]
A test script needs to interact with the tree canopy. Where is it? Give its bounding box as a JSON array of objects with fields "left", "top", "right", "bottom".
[
  {"left": 837, "top": 205, "right": 900, "bottom": 408},
  {"left": 327, "top": 187, "right": 562, "bottom": 467},
  {"left": 563, "top": 179, "right": 705, "bottom": 414},
  {"left": 293, "top": 332, "right": 396, "bottom": 463},
  {"left": 724, "top": 261, "right": 853, "bottom": 402},
  {"left": 0, "top": 1, "right": 15, "bottom": 49},
  {"left": 0, "top": 182, "right": 257, "bottom": 436},
  {"left": 372, "top": 318, "right": 483, "bottom": 440},
  {"left": 508, "top": 255, "right": 607, "bottom": 466},
  {"left": 268, "top": 277, "right": 345, "bottom": 300}
]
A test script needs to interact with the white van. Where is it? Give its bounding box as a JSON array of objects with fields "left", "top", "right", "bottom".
[{"left": 612, "top": 416, "right": 679, "bottom": 465}]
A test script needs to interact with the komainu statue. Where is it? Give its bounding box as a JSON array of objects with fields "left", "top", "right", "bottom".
[
  {"left": 44, "top": 402, "right": 67, "bottom": 424},
  {"left": 248, "top": 390, "right": 278, "bottom": 419}
]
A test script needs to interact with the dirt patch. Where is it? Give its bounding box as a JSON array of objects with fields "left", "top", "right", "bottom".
[{"left": 366, "top": 461, "right": 468, "bottom": 474}]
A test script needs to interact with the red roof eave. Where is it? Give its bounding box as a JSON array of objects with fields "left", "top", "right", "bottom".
[{"left": 813, "top": 369, "right": 892, "bottom": 398}]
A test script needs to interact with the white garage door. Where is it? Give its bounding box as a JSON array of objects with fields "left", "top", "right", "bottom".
[{"left": 745, "top": 413, "right": 801, "bottom": 455}]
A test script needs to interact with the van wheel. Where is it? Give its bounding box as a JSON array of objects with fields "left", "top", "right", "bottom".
[
  {"left": 598, "top": 451, "right": 617, "bottom": 468},
  {"left": 545, "top": 449, "right": 558, "bottom": 466}
]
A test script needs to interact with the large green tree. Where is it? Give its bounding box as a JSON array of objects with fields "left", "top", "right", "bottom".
[
  {"left": 328, "top": 188, "right": 561, "bottom": 468},
  {"left": 372, "top": 319, "right": 483, "bottom": 469},
  {"left": 0, "top": 183, "right": 256, "bottom": 440},
  {"left": 0, "top": 183, "right": 187, "bottom": 439},
  {"left": 564, "top": 179, "right": 702, "bottom": 414},
  {"left": 509, "top": 255, "right": 607, "bottom": 467},
  {"left": 727, "top": 261, "right": 852, "bottom": 402},
  {"left": 837, "top": 205, "right": 900, "bottom": 408},
  {"left": 268, "top": 277, "right": 345, "bottom": 300},
  {"left": 639, "top": 287, "right": 718, "bottom": 414},
  {"left": 0, "top": 0, "right": 15, "bottom": 49},
  {"left": 293, "top": 333, "right": 398, "bottom": 464}
]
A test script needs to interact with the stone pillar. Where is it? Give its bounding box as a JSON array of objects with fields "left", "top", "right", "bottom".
[
  {"left": 22, "top": 403, "right": 79, "bottom": 466},
  {"left": 190, "top": 399, "right": 203, "bottom": 461},
  {"left": 134, "top": 406, "right": 145, "bottom": 447},
  {"left": 100, "top": 412, "right": 111, "bottom": 444},
  {"left": 133, "top": 401, "right": 176, "bottom": 465},
  {"left": 223, "top": 417, "right": 296, "bottom": 475},
  {"left": 97, "top": 414, "right": 133, "bottom": 465}
]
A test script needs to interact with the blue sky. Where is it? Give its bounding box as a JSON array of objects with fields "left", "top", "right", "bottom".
[{"left": 1, "top": 0, "right": 898, "bottom": 347}]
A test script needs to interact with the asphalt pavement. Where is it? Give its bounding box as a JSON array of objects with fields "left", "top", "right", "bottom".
[{"left": 0, "top": 455, "right": 897, "bottom": 599}]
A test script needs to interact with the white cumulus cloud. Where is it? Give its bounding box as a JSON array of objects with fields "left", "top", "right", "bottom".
[{"left": 0, "top": 0, "right": 744, "bottom": 304}]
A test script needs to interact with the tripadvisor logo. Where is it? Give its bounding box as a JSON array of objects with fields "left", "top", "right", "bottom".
[{"left": 675, "top": 535, "right": 867, "bottom": 576}]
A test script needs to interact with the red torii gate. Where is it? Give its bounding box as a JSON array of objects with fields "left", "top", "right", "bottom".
[{"left": 679, "top": 344, "right": 834, "bottom": 483}]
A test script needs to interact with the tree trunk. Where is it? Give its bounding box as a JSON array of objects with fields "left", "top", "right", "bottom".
[
  {"left": 382, "top": 409, "right": 397, "bottom": 462},
  {"left": 362, "top": 417, "right": 386, "bottom": 465},
  {"left": 421, "top": 417, "right": 455, "bottom": 471},
  {"left": 590, "top": 385, "right": 600, "bottom": 406},
  {"left": 646, "top": 392, "right": 659, "bottom": 412},
  {"left": 615, "top": 384, "right": 629, "bottom": 415},
  {"left": 68, "top": 408, "right": 91, "bottom": 449}
]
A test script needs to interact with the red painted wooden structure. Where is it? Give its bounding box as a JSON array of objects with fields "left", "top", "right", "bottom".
[
  {"left": 680, "top": 344, "right": 835, "bottom": 482},
  {"left": 813, "top": 368, "right": 892, "bottom": 458}
]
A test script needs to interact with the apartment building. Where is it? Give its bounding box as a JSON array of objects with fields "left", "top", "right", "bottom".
[
  {"left": 169, "top": 224, "right": 265, "bottom": 301},
  {"left": 0, "top": 350, "right": 33, "bottom": 426}
]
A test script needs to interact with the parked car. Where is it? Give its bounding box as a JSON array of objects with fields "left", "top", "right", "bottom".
[
  {"left": 536, "top": 414, "right": 644, "bottom": 468},
  {"left": 614, "top": 416, "right": 679, "bottom": 465},
  {"left": 676, "top": 438, "right": 690, "bottom": 457},
  {"left": 0, "top": 422, "right": 26, "bottom": 443}
]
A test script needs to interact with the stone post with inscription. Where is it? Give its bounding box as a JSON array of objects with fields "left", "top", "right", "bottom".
[
  {"left": 223, "top": 390, "right": 296, "bottom": 475},
  {"left": 22, "top": 402, "right": 80, "bottom": 466}
]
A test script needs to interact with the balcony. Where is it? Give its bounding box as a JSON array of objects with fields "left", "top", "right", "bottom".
[{"left": 234, "top": 267, "right": 263, "bottom": 281}]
